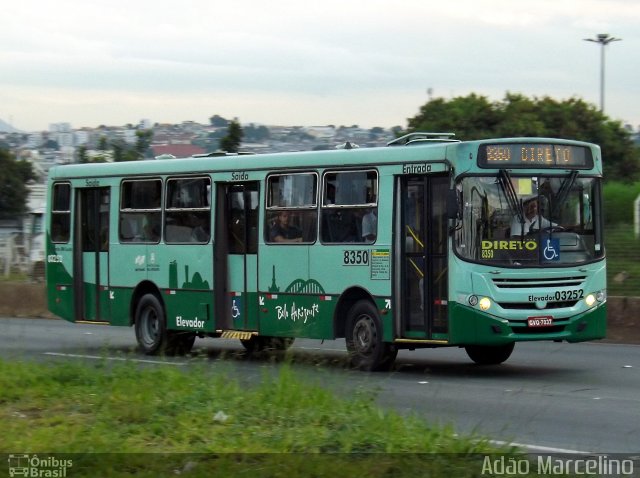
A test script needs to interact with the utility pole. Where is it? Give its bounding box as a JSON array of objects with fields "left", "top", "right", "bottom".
[{"left": 584, "top": 33, "right": 621, "bottom": 113}]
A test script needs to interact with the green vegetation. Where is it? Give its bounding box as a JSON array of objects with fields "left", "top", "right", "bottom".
[
  {"left": 407, "top": 93, "right": 640, "bottom": 182},
  {"left": 605, "top": 223, "right": 640, "bottom": 297},
  {"left": 601, "top": 181, "right": 640, "bottom": 296},
  {"left": 219, "top": 118, "right": 244, "bottom": 153},
  {"left": 0, "top": 272, "right": 28, "bottom": 282},
  {"left": 603, "top": 181, "right": 640, "bottom": 225},
  {"left": 0, "top": 358, "right": 524, "bottom": 477},
  {"left": 0, "top": 148, "right": 35, "bottom": 219}
]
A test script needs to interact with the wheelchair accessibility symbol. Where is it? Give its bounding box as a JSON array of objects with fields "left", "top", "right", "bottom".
[
  {"left": 543, "top": 238, "right": 560, "bottom": 261},
  {"left": 231, "top": 298, "right": 242, "bottom": 320}
]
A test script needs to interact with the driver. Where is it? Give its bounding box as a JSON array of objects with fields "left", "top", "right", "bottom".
[{"left": 510, "top": 196, "right": 556, "bottom": 236}]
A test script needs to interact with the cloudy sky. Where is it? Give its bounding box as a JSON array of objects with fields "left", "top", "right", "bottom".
[{"left": 1, "top": 0, "right": 638, "bottom": 132}]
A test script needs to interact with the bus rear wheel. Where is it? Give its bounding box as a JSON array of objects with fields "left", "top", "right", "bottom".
[
  {"left": 465, "top": 343, "right": 514, "bottom": 365},
  {"left": 345, "top": 300, "right": 397, "bottom": 371}
]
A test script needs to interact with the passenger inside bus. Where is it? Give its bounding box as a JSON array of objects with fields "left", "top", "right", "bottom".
[
  {"left": 323, "top": 209, "right": 359, "bottom": 242},
  {"left": 270, "top": 211, "right": 303, "bottom": 243},
  {"left": 361, "top": 208, "right": 377, "bottom": 242}
]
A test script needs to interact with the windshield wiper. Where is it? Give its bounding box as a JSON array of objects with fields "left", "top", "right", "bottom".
[
  {"left": 551, "top": 170, "right": 578, "bottom": 217},
  {"left": 498, "top": 170, "right": 524, "bottom": 224}
]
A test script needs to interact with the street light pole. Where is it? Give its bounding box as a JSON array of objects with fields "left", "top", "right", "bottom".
[{"left": 584, "top": 33, "right": 621, "bottom": 113}]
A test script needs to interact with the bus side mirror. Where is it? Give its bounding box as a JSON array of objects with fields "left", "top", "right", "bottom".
[{"left": 447, "top": 189, "right": 460, "bottom": 220}]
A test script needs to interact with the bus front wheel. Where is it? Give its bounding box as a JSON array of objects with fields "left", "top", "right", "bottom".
[
  {"left": 345, "top": 300, "right": 397, "bottom": 371},
  {"left": 465, "top": 343, "right": 514, "bottom": 365},
  {"left": 134, "top": 294, "right": 195, "bottom": 356},
  {"left": 135, "top": 294, "right": 168, "bottom": 355}
]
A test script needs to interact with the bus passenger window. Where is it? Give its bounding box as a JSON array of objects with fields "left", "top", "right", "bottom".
[
  {"left": 265, "top": 172, "right": 318, "bottom": 244},
  {"left": 321, "top": 170, "right": 378, "bottom": 244},
  {"left": 165, "top": 177, "right": 211, "bottom": 244},
  {"left": 119, "top": 179, "right": 162, "bottom": 243},
  {"left": 361, "top": 208, "right": 377, "bottom": 242},
  {"left": 51, "top": 183, "right": 71, "bottom": 243}
]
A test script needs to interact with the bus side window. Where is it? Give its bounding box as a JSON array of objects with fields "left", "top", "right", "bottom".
[
  {"left": 120, "top": 179, "right": 162, "bottom": 243},
  {"left": 265, "top": 172, "right": 318, "bottom": 244},
  {"left": 165, "top": 177, "right": 211, "bottom": 244},
  {"left": 51, "top": 183, "right": 71, "bottom": 243},
  {"left": 321, "top": 170, "right": 378, "bottom": 244}
]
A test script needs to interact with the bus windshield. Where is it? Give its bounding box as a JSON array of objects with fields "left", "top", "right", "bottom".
[{"left": 455, "top": 174, "right": 604, "bottom": 266}]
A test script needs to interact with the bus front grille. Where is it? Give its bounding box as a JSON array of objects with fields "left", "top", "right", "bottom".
[
  {"left": 498, "top": 300, "right": 578, "bottom": 310},
  {"left": 492, "top": 276, "right": 586, "bottom": 289}
]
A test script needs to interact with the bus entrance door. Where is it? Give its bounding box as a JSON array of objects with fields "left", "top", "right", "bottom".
[
  {"left": 73, "top": 187, "right": 110, "bottom": 323},
  {"left": 398, "top": 175, "right": 449, "bottom": 340},
  {"left": 215, "top": 182, "right": 260, "bottom": 332}
]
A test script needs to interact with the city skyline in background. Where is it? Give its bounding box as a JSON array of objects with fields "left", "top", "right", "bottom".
[{"left": 1, "top": 0, "right": 639, "bottom": 132}]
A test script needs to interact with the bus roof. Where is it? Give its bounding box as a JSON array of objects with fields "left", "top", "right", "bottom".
[{"left": 48, "top": 136, "right": 600, "bottom": 180}]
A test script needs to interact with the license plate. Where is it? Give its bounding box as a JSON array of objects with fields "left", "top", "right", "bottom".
[{"left": 527, "top": 316, "right": 553, "bottom": 327}]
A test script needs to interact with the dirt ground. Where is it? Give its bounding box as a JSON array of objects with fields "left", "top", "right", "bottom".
[{"left": 0, "top": 283, "right": 638, "bottom": 345}]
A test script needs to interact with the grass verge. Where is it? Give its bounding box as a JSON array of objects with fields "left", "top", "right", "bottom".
[
  {"left": 0, "top": 357, "right": 538, "bottom": 477},
  {"left": 605, "top": 223, "right": 640, "bottom": 296}
]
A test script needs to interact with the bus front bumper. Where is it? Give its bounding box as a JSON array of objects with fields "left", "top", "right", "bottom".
[{"left": 448, "top": 302, "right": 607, "bottom": 346}]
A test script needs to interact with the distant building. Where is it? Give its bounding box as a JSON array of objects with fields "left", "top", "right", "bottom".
[
  {"left": 139, "top": 118, "right": 153, "bottom": 130},
  {"left": 74, "top": 130, "right": 90, "bottom": 145},
  {"left": 305, "top": 126, "right": 336, "bottom": 139},
  {"left": 26, "top": 132, "right": 43, "bottom": 148},
  {"left": 49, "top": 122, "right": 71, "bottom": 133},
  {"left": 122, "top": 129, "right": 137, "bottom": 145},
  {"left": 151, "top": 144, "right": 205, "bottom": 158}
]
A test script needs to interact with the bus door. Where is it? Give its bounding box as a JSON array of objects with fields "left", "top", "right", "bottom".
[
  {"left": 214, "top": 182, "right": 260, "bottom": 331},
  {"left": 73, "top": 187, "right": 110, "bottom": 322},
  {"left": 397, "top": 175, "right": 449, "bottom": 339}
]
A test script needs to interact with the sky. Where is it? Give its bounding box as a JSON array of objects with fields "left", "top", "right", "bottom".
[{"left": 1, "top": 0, "right": 639, "bottom": 132}]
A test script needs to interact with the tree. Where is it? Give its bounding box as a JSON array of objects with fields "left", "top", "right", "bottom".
[
  {"left": 244, "top": 124, "right": 270, "bottom": 142},
  {"left": 0, "top": 149, "right": 35, "bottom": 219},
  {"left": 407, "top": 93, "right": 500, "bottom": 139},
  {"left": 209, "top": 115, "right": 230, "bottom": 128},
  {"left": 43, "top": 139, "right": 60, "bottom": 150},
  {"left": 77, "top": 145, "right": 88, "bottom": 163},
  {"left": 406, "top": 93, "right": 640, "bottom": 181},
  {"left": 219, "top": 119, "right": 244, "bottom": 153},
  {"left": 98, "top": 136, "right": 109, "bottom": 151},
  {"left": 134, "top": 129, "right": 154, "bottom": 159},
  {"left": 111, "top": 140, "right": 126, "bottom": 162}
]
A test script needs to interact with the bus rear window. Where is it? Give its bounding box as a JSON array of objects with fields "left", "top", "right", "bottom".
[{"left": 51, "top": 183, "right": 71, "bottom": 243}]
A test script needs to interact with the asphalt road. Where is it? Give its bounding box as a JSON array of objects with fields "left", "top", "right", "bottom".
[{"left": 1, "top": 317, "right": 638, "bottom": 454}]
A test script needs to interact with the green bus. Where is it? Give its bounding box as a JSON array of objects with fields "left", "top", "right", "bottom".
[{"left": 45, "top": 133, "right": 606, "bottom": 370}]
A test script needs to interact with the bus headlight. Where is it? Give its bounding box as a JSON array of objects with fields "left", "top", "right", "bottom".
[
  {"left": 479, "top": 297, "right": 492, "bottom": 311},
  {"left": 585, "top": 294, "right": 596, "bottom": 307},
  {"left": 468, "top": 295, "right": 478, "bottom": 306},
  {"left": 596, "top": 290, "right": 606, "bottom": 302}
]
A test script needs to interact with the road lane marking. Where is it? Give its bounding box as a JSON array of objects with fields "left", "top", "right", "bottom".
[
  {"left": 490, "top": 440, "right": 591, "bottom": 454},
  {"left": 43, "top": 352, "right": 186, "bottom": 366}
]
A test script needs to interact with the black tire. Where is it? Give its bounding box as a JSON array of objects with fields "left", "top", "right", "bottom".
[
  {"left": 169, "top": 333, "right": 196, "bottom": 355},
  {"left": 134, "top": 294, "right": 168, "bottom": 355},
  {"left": 240, "top": 336, "right": 294, "bottom": 353},
  {"left": 465, "top": 343, "right": 515, "bottom": 365},
  {"left": 135, "top": 294, "right": 197, "bottom": 356},
  {"left": 345, "top": 300, "right": 396, "bottom": 371}
]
